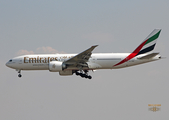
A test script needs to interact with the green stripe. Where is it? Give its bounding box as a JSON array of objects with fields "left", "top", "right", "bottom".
[{"left": 145, "top": 30, "right": 161, "bottom": 45}]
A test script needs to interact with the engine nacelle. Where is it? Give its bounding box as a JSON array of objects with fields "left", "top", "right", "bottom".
[{"left": 49, "top": 61, "right": 66, "bottom": 72}]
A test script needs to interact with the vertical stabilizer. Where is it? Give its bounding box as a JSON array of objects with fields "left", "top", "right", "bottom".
[
  {"left": 114, "top": 29, "right": 161, "bottom": 66},
  {"left": 136, "top": 29, "right": 161, "bottom": 55}
]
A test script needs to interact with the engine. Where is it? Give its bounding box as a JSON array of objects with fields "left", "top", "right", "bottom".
[{"left": 49, "top": 61, "right": 66, "bottom": 72}]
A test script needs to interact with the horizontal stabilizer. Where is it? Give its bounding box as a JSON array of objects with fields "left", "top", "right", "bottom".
[{"left": 138, "top": 53, "right": 159, "bottom": 59}]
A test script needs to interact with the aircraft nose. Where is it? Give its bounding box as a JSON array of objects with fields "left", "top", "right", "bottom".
[{"left": 6, "top": 62, "right": 9, "bottom": 67}]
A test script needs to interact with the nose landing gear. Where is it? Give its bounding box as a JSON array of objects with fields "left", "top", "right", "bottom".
[{"left": 17, "top": 70, "right": 22, "bottom": 78}]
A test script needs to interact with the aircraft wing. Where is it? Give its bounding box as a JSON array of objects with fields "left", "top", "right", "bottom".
[{"left": 64, "top": 45, "right": 98, "bottom": 66}]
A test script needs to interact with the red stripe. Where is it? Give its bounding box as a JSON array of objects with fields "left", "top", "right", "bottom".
[{"left": 114, "top": 40, "right": 148, "bottom": 66}]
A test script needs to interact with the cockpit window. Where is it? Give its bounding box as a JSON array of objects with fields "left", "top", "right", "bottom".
[{"left": 9, "top": 59, "right": 12, "bottom": 62}]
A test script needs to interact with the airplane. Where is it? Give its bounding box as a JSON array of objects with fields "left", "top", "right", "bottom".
[{"left": 6, "top": 29, "right": 162, "bottom": 79}]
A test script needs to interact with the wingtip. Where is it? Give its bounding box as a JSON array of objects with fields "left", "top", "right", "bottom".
[
  {"left": 154, "top": 29, "right": 162, "bottom": 32},
  {"left": 92, "top": 45, "right": 99, "bottom": 47}
]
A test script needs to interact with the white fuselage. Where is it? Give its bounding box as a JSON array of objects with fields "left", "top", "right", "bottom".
[
  {"left": 6, "top": 53, "right": 161, "bottom": 71},
  {"left": 5, "top": 29, "right": 162, "bottom": 78}
]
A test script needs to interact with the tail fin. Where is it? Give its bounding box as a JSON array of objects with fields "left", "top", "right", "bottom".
[
  {"left": 135, "top": 29, "right": 161, "bottom": 56},
  {"left": 114, "top": 29, "right": 161, "bottom": 66}
]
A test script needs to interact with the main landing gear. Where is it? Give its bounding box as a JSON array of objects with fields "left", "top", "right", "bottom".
[
  {"left": 75, "top": 70, "right": 92, "bottom": 79},
  {"left": 17, "top": 70, "right": 22, "bottom": 78}
]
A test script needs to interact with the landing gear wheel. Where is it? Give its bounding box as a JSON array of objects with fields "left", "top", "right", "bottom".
[
  {"left": 80, "top": 74, "right": 85, "bottom": 78},
  {"left": 17, "top": 70, "right": 22, "bottom": 78},
  {"left": 75, "top": 70, "right": 92, "bottom": 79},
  {"left": 18, "top": 74, "right": 22, "bottom": 78},
  {"left": 76, "top": 72, "right": 80, "bottom": 76},
  {"left": 88, "top": 75, "right": 92, "bottom": 79}
]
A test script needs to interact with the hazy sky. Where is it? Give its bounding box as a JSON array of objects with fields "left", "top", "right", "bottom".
[{"left": 0, "top": 0, "right": 169, "bottom": 120}]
